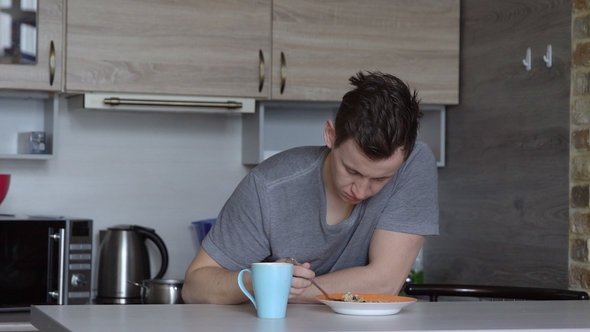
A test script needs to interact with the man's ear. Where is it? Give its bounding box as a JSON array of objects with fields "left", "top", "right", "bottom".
[{"left": 324, "top": 120, "right": 336, "bottom": 148}]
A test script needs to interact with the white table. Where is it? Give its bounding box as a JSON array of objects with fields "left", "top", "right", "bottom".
[{"left": 31, "top": 301, "right": 590, "bottom": 332}]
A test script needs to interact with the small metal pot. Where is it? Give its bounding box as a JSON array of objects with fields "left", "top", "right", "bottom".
[{"left": 130, "top": 279, "right": 184, "bottom": 304}]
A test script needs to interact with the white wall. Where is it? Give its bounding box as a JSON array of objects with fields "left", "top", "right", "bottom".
[{"left": 0, "top": 96, "right": 250, "bottom": 292}]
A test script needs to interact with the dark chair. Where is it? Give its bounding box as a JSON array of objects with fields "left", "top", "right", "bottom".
[{"left": 403, "top": 283, "right": 590, "bottom": 302}]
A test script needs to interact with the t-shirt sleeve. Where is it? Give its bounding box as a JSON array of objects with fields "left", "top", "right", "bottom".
[
  {"left": 201, "top": 171, "right": 272, "bottom": 271},
  {"left": 376, "top": 143, "right": 439, "bottom": 235}
]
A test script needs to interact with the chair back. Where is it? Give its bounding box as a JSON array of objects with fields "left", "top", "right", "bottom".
[{"left": 403, "top": 284, "right": 590, "bottom": 302}]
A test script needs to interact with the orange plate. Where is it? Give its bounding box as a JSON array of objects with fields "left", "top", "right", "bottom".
[
  {"left": 316, "top": 293, "right": 416, "bottom": 303},
  {"left": 315, "top": 293, "right": 417, "bottom": 316}
]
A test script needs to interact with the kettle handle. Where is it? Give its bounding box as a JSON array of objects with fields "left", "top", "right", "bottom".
[{"left": 134, "top": 226, "right": 169, "bottom": 279}]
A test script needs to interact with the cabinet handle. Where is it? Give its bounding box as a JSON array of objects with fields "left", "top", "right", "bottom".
[
  {"left": 259, "top": 50, "right": 265, "bottom": 92},
  {"left": 280, "top": 52, "right": 286, "bottom": 94},
  {"left": 103, "top": 98, "right": 243, "bottom": 109},
  {"left": 49, "top": 41, "right": 56, "bottom": 86}
]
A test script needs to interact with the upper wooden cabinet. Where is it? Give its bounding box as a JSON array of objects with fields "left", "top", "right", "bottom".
[
  {"left": 64, "top": 0, "right": 459, "bottom": 103},
  {"left": 271, "top": 0, "right": 460, "bottom": 104},
  {"left": 0, "top": 0, "right": 64, "bottom": 91},
  {"left": 65, "top": 0, "right": 271, "bottom": 98}
]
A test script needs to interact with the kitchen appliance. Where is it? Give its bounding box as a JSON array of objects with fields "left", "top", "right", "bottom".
[
  {"left": 0, "top": 215, "right": 93, "bottom": 311},
  {"left": 96, "top": 225, "right": 168, "bottom": 304},
  {"left": 129, "top": 279, "right": 184, "bottom": 304}
]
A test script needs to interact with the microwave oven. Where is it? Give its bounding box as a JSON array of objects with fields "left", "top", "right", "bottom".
[{"left": 0, "top": 216, "right": 93, "bottom": 311}]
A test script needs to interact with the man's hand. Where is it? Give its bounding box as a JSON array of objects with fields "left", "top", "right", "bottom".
[
  {"left": 276, "top": 258, "right": 315, "bottom": 298},
  {"left": 290, "top": 261, "right": 315, "bottom": 297}
]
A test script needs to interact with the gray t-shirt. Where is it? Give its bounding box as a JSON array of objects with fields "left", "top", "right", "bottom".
[{"left": 202, "top": 141, "right": 438, "bottom": 276}]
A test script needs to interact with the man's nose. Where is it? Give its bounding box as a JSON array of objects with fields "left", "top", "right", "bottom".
[{"left": 352, "top": 179, "right": 371, "bottom": 199}]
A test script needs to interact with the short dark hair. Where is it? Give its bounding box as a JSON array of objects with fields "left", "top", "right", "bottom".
[{"left": 333, "top": 71, "right": 422, "bottom": 161}]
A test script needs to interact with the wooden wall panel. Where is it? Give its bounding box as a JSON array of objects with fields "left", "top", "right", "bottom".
[{"left": 424, "top": 0, "right": 571, "bottom": 288}]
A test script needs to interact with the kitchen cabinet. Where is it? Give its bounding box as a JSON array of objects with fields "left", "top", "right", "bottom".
[
  {"left": 244, "top": 1, "right": 456, "bottom": 166},
  {"left": 0, "top": 0, "right": 64, "bottom": 91},
  {"left": 65, "top": 0, "right": 271, "bottom": 98},
  {"left": 271, "top": 0, "right": 460, "bottom": 104},
  {"left": 65, "top": 0, "right": 458, "bottom": 104}
]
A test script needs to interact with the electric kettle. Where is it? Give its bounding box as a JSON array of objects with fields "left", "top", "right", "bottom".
[{"left": 96, "top": 225, "right": 168, "bottom": 304}]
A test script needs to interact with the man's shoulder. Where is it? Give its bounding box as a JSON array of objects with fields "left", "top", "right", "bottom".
[
  {"left": 407, "top": 141, "right": 437, "bottom": 166},
  {"left": 252, "top": 146, "right": 328, "bottom": 184},
  {"left": 257, "top": 145, "right": 328, "bottom": 168}
]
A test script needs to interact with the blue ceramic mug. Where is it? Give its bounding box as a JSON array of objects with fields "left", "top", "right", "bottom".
[{"left": 237, "top": 262, "right": 293, "bottom": 318}]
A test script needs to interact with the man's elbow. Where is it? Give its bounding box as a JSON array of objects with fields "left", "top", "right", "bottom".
[
  {"left": 371, "top": 273, "right": 407, "bottom": 296},
  {"left": 181, "top": 276, "right": 208, "bottom": 304}
]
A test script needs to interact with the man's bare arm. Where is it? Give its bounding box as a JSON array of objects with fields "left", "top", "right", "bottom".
[
  {"left": 182, "top": 248, "right": 250, "bottom": 304},
  {"left": 288, "top": 229, "right": 425, "bottom": 304},
  {"left": 182, "top": 247, "right": 316, "bottom": 304}
]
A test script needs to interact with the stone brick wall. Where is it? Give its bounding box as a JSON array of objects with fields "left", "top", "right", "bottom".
[{"left": 571, "top": 0, "right": 590, "bottom": 291}]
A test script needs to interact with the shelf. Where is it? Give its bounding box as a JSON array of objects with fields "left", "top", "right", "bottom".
[
  {"left": 242, "top": 101, "right": 445, "bottom": 167},
  {"left": 242, "top": 101, "right": 338, "bottom": 165},
  {"left": 419, "top": 105, "right": 446, "bottom": 167},
  {"left": 0, "top": 153, "right": 55, "bottom": 160},
  {"left": 0, "top": 93, "right": 58, "bottom": 160}
]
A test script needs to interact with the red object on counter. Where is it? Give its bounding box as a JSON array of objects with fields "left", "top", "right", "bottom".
[{"left": 0, "top": 174, "right": 10, "bottom": 205}]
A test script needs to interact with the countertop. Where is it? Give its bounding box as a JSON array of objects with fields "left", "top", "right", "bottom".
[
  {"left": 31, "top": 300, "right": 590, "bottom": 332},
  {"left": 0, "top": 311, "right": 37, "bottom": 332}
]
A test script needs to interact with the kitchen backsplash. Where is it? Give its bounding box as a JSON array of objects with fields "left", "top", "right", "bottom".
[{"left": 0, "top": 96, "right": 249, "bottom": 289}]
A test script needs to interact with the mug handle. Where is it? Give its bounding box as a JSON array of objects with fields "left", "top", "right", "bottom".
[{"left": 237, "top": 268, "right": 257, "bottom": 309}]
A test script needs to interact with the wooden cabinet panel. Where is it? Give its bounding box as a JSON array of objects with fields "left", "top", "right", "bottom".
[
  {"left": 0, "top": 0, "right": 64, "bottom": 91},
  {"left": 425, "top": 0, "right": 570, "bottom": 288},
  {"left": 271, "top": 0, "right": 460, "bottom": 104},
  {"left": 66, "top": 0, "right": 271, "bottom": 98}
]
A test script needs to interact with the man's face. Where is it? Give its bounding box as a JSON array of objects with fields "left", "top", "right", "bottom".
[{"left": 327, "top": 137, "right": 405, "bottom": 205}]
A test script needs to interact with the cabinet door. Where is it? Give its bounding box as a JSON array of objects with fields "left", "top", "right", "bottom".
[
  {"left": 66, "top": 0, "right": 271, "bottom": 98},
  {"left": 0, "top": 0, "right": 64, "bottom": 91},
  {"left": 272, "top": 0, "right": 460, "bottom": 104}
]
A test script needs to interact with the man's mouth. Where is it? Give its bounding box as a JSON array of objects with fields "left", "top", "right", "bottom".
[{"left": 343, "top": 192, "right": 362, "bottom": 203}]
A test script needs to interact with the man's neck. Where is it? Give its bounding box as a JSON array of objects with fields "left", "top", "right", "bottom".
[{"left": 322, "top": 152, "right": 354, "bottom": 226}]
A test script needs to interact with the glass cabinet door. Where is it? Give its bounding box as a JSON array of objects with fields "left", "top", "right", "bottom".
[
  {"left": 1, "top": 0, "right": 38, "bottom": 64},
  {"left": 0, "top": 0, "right": 62, "bottom": 91}
]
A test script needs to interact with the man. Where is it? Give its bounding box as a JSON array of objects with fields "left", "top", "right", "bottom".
[{"left": 182, "top": 71, "right": 438, "bottom": 304}]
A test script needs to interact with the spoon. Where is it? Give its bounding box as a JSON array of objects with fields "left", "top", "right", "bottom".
[{"left": 285, "top": 257, "right": 343, "bottom": 301}]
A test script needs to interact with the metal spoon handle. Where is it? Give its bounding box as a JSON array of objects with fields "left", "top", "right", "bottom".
[
  {"left": 285, "top": 257, "right": 340, "bottom": 301},
  {"left": 309, "top": 278, "right": 333, "bottom": 301}
]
